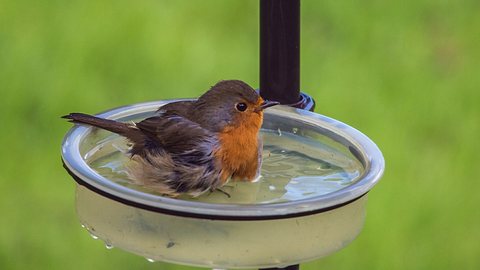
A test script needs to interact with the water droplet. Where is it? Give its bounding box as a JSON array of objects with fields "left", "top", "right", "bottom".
[
  {"left": 88, "top": 231, "right": 99, "bottom": 240},
  {"left": 146, "top": 258, "right": 155, "bottom": 263}
]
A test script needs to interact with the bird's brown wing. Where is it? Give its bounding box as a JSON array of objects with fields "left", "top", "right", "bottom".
[
  {"left": 129, "top": 115, "right": 222, "bottom": 196},
  {"left": 63, "top": 111, "right": 223, "bottom": 196},
  {"left": 134, "top": 115, "right": 215, "bottom": 158}
]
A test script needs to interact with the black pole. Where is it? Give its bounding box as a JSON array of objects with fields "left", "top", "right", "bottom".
[
  {"left": 259, "top": 1, "right": 307, "bottom": 269},
  {"left": 261, "top": 265, "right": 300, "bottom": 270},
  {"left": 259, "top": 0, "right": 314, "bottom": 111},
  {"left": 260, "top": 0, "right": 300, "bottom": 104}
]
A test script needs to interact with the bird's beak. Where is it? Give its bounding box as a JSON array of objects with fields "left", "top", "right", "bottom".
[{"left": 256, "top": 100, "right": 280, "bottom": 112}]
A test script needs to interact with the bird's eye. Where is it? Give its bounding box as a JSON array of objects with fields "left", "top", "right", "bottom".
[{"left": 236, "top": 103, "right": 248, "bottom": 112}]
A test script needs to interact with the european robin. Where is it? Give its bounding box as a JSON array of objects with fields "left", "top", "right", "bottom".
[{"left": 62, "top": 80, "right": 279, "bottom": 197}]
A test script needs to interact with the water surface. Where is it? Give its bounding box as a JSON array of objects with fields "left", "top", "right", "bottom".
[{"left": 86, "top": 130, "right": 363, "bottom": 204}]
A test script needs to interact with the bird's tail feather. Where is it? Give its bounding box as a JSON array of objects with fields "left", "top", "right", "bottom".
[{"left": 62, "top": 113, "right": 134, "bottom": 137}]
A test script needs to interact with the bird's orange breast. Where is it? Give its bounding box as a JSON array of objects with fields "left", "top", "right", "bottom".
[{"left": 214, "top": 113, "right": 263, "bottom": 183}]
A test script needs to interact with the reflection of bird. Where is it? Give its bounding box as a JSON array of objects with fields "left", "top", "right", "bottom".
[{"left": 62, "top": 80, "right": 279, "bottom": 197}]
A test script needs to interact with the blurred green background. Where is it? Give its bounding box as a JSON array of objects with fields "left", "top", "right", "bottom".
[{"left": 1, "top": 0, "right": 479, "bottom": 269}]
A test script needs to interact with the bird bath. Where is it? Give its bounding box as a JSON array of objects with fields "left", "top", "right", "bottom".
[{"left": 61, "top": 100, "right": 384, "bottom": 269}]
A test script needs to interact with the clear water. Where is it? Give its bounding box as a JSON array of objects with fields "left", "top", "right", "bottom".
[{"left": 86, "top": 130, "right": 363, "bottom": 204}]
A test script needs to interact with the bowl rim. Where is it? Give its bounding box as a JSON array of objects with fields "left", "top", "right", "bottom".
[{"left": 61, "top": 100, "right": 384, "bottom": 221}]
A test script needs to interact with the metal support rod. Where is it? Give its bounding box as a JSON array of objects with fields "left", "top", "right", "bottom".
[
  {"left": 259, "top": 1, "right": 307, "bottom": 269},
  {"left": 260, "top": 265, "right": 300, "bottom": 270},
  {"left": 260, "top": 0, "right": 300, "bottom": 104},
  {"left": 259, "top": 0, "right": 314, "bottom": 111}
]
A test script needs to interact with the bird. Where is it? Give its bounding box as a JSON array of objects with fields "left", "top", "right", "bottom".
[{"left": 62, "top": 80, "right": 279, "bottom": 197}]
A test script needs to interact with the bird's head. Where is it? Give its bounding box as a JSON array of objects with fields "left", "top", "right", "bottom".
[{"left": 192, "top": 80, "right": 279, "bottom": 133}]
